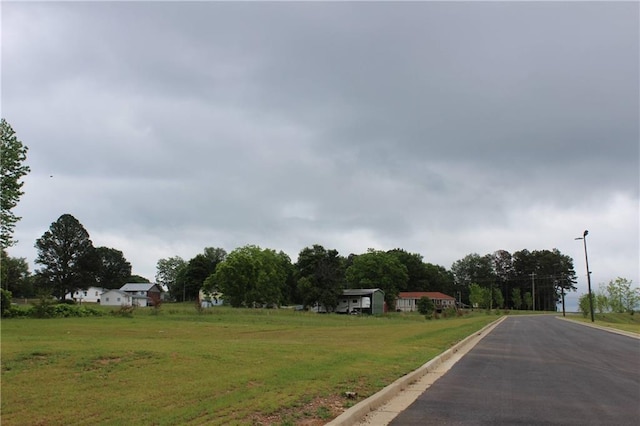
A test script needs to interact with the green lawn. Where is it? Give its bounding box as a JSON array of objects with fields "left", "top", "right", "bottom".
[{"left": 1, "top": 306, "right": 496, "bottom": 425}]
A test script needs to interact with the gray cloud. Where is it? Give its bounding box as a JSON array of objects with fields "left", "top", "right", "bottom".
[{"left": 3, "top": 2, "right": 638, "bottom": 309}]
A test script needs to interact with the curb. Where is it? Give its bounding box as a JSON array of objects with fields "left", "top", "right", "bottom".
[{"left": 326, "top": 315, "right": 508, "bottom": 426}]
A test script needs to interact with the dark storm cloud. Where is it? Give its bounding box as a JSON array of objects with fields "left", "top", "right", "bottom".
[{"left": 2, "top": 1, "right": 638, "bottom": 300}]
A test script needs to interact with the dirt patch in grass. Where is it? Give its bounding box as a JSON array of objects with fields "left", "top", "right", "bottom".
[
  {"left": 251, "top": 393, "right": 349, "bottom": 425},
  {"left": 96, "top": 356, "right": 122, "bottom": 366}
]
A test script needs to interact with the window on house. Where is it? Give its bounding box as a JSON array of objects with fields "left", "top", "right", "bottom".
[
  {"left": 353, "top": 299, "right": 358, "bottom": 304},
  {"left": 95, "top": 291, "right": 99, "bottom": 296},
  {"left": 117, "top": 297, "right": 121, "bottom": 302},
  {"left": 83, "top": 291, "right": 87, "bottom": 296},
  {"left": 105, "top": 297, "right": 109, "bottom": 302}
]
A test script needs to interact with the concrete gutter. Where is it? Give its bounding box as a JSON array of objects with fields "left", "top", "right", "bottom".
[{"left": 326, "top": 315, "right": 508, "bottom": 426}]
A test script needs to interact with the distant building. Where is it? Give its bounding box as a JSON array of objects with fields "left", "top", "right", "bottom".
[
  {"left": 100, "top": 289, "right": 139, "bottom": 307},
  {"left": 119, "top": 283, "right": 163, "bottom": 307},
  {"left": 199, "top": 289, "right": 224, "bottom": 308},
  {"left": 396, "top": 292, "right": 457, "bottom": 313},
  {"left": 65, "top": 287, "right": 106, "bottom": 303},
  {"left": 312, "top": 289, "right": 385, "bottom": 315}
]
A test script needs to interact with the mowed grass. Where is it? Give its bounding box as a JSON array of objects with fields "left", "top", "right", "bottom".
[{"left": 1, "top": 306, "right": 496, "bottom": 425}]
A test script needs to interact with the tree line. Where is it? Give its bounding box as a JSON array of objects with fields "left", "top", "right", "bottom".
[{"left": 2, "top": 211, "right": 585, "bottom": 312}]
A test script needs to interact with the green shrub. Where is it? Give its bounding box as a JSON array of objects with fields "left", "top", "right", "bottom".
[
  {"left": 444, "top": 307, "right": 458, "bottom": 318},
  {"left": 52, "top": 304, "right": 103, "bottom": 318},
  {"left": 1, "top": 289, "right": 13, "bottom": 317},
  {"left": 417, "top": 297, "right": 435, "bottom": 315},
  {"left": 31, "top": 295, "right": 57, "bottom": 318},
  {"left": 4, "top": 305, "right": 31, "bottom": 318}
]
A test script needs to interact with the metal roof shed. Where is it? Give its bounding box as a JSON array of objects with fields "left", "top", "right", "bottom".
[{"left": 340, "top": 288, "right": 385, "bottom": 315}]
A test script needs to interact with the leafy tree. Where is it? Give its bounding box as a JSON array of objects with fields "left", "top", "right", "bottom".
[
  {"left": 523, "top": 291, "right": 533, "bottom": 310},
  {"left": 493, "top": 287, "right": 504, "bottom": 309},
  {"left": 346, "top": 249, "right": 408, "bottom": 309},
  {"left": 1, "top": 288, "right": 12, "bottom": 317},
  {"left": 606, "top": 277, "right": 639, "bottom": 314},
  {"left": 512, "top": 249, "right": 577, "bottom": 311},
  {"left": 578, "top": 293, "right": 592, "bottom": 318},
  {"left": 511, "top": 288, "right": 522, "bottom": 310},
  {"left": 34, "top": 214, "right": 100, "bottom": 299},
  {"left": 491, "top": 250, "right": 514, "bottom": 307},
  {"left": 387, "top": 249, "right": 429, "bottom": 291},
  {"left": 210, "top": 245, "right": 288, "bottom": 307},
  {"left": 469, "top": 283, "right": 490, "bottom": 309},
  {"left": 594, "top": 285, "right": 609, "bottom": 314},
  {"left": 451, "top": 253, "right": 495, "bottom": 306},
  {"left": 1, "top": 118, "right": 30, "bottom": 249},
  {"left": 294, "top": 244, "right": 345, "bottom": 311},
  {"left": 417, "top": 296, "right": 435, "bottom": 315},
  {"left": 156, "top": 256, "right": 187, "bottom": 301},
  {"left": 203, "top": 247, "right": 227, "bottom": 265},
  {"left": 174, "top": 247, "right": 227, "bottom": 302},
  {"left": 424, "top": 263, "right": 456, "bottom": 295},
  {"left": 452, "top": 253, "right": 495, "bottom": 287},
  {"left": 1, "top": 250, "right": 32, "bottom": 296},
  {"left": 126, "top": 275, "right": 150, "bottom": 283},
  {"left": 176, "top": 253, "right": 217, "bottom": 302},
  {"left": 276, "top": 250, "right": 296, "bottom": 305},
  {"left": 95, "top": 247, "right": 132, "bottom": 289}
]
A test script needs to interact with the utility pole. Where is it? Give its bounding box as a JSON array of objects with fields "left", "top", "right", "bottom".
[
  {"left": 530, "top": 272, "right": 536, "bottom": 311},
  {"left": 575, "top": 230, "right": 595, "bottom": 322}
]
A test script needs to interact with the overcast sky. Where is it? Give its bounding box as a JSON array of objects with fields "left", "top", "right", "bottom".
[{"left": 3, "top": 1, "right": 638, "bottom": 310}]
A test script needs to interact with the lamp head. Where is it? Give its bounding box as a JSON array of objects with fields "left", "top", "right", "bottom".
[{"left": 583, "top": 230, "right": 589, "bottom": 237}]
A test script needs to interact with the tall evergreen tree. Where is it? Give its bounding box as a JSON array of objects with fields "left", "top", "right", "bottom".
[
  {"left": 34, "top": 214, "right": 99, "bottom": 299},
  {"left": 295, "top": 244, "right": 345, "bottom": 310}
]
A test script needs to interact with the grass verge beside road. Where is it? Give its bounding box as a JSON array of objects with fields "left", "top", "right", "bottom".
[
  {"left": 561, "top": 312, "right": 640, "bottom": 334},
  {"left": 1, "top": 306, "right": 497, "bottom": 426}
]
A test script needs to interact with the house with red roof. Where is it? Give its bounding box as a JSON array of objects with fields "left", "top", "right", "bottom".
[{"left": 396, "top": 292, "right": 457, "bottom": 313}]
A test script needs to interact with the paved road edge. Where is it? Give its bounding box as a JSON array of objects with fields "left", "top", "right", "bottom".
[{"left": 326, "top": 315, "right": 508, "bottom": 426}]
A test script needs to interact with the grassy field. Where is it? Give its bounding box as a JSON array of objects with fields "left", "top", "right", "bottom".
[
  {"left": 563, "top": 312, "right": 640, "bottom": 334},
  {"left": 1, "top": 305, "right": 498, "bottom": 426}
]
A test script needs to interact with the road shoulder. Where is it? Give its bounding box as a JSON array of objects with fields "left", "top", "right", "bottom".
[{"left": 326, "top": 315, "right": 508, "bottom": 426}]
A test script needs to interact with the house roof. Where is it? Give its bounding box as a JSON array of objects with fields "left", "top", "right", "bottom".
[
  {"left": 398, "top": 292, "right": 455, "bottom": 300},
  {"left": 101, "top": 289, "right": 131, "bottom": 297},
  {"left": 342, "top": 288, "right": 384, "bottom": 296},
  {"left": 120, "top": 283, "right": 161, "bottom": 292}
]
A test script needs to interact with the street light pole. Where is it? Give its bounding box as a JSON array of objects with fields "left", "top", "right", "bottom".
[{"left": 575, "top": 230, "right": 594, "bottom": 322}]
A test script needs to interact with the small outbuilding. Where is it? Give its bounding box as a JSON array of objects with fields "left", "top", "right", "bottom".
[
  {"left": 198, "top": 289, "right": 224, "bottom": 308},
  {"left": 101, "top": 290, "right": 134, "bottom": 307},
  {"left": 336, "top": 288, "right": 385, "bottom": 315}
]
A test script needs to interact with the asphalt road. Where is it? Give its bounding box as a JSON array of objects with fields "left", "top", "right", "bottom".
[{"left": 389, "top": 316, "right": 640, "bottom": 426}]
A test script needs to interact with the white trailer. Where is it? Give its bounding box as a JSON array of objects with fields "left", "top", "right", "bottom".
[{"left": 335, "top": 296, "right": 370, "bottom": 314}]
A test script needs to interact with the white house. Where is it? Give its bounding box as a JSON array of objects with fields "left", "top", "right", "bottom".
[
  {"left": 65, "top": 287, "right": 106, "bottom": 303},
  {"left": 101, "top": 290, "right": 133, "bottom": 306},
  {"left": 119, "top": 283, "right": 163, "bottom": 306}
]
